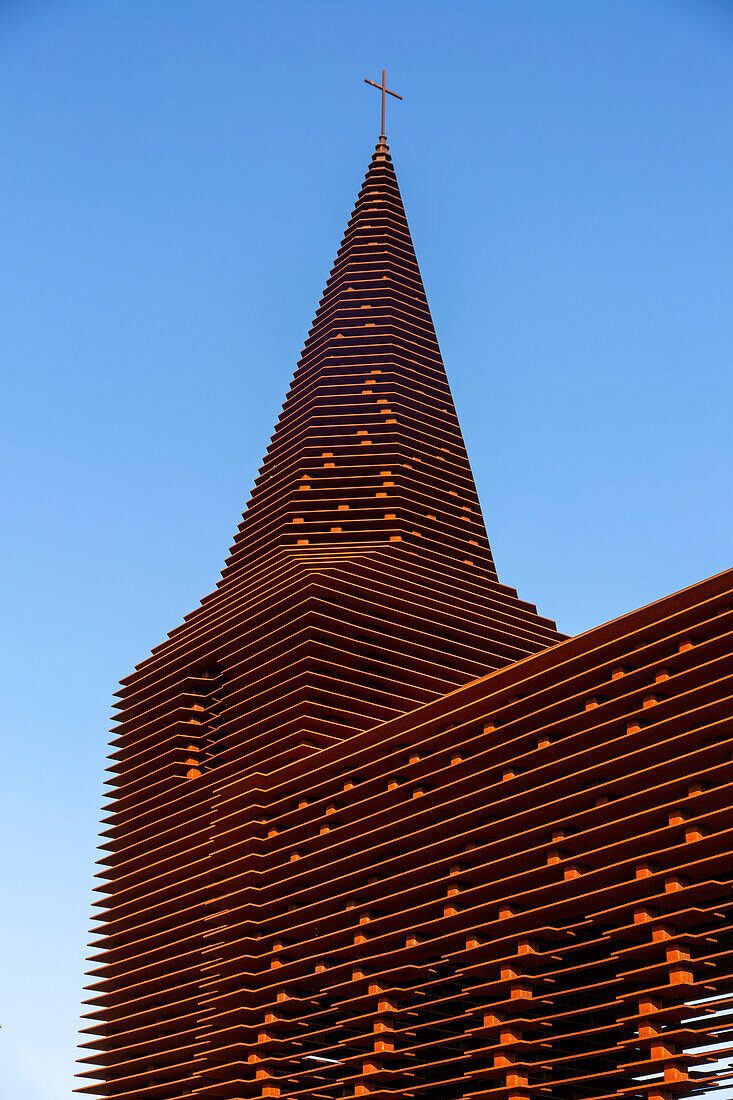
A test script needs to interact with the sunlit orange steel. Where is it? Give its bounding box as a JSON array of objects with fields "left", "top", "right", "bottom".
[{"left": 78, "top": 136, "right": 733, "bottom": 1100}]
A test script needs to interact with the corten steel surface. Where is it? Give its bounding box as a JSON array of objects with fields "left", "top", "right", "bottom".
[{"left": 79, "top": 139, "right": 733, "bottom": 1100}]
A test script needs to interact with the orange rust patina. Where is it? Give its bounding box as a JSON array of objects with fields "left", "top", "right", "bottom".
[{"left": 78, "top": 133, "right": 733, "bottom": 1100}]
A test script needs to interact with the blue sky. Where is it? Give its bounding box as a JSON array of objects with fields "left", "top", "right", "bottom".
[{"left": 2, "top": 2, "right": 732, "bottom": 1095}]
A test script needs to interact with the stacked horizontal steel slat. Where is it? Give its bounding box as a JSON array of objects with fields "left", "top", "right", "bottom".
[
  {"left": 195, "top": 569, "right": 733, "bottom": 1100},
  {"left": 78, "top": 139, "right": 562, "bottom": 1098},
  {"left": 80, "top": 135, "right": 733, "bottom": 1100}
]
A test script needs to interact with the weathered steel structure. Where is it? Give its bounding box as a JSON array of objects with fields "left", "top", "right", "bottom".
[{"left": 79, "top": 132, "right": 733, "bottom": 1100}]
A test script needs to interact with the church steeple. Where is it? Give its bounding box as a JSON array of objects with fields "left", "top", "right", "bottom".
[
  {"left": 79, "top": 117, "right": 733, "bottom": 1100},
  {"left": 222, "top": 136, "right": 498, "bottom": 582},
  {"left": 78, "top": 132, "right": 563, "bottom": 1100}
]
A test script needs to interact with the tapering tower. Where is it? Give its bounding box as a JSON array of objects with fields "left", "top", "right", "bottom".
[{"left": 78, "top": 133, "right": 563, "bottom": 1098}]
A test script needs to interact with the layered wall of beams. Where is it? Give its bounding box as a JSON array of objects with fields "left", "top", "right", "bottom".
[{"left": 79, "top": 139, "right": 733, "bottom": 1100}]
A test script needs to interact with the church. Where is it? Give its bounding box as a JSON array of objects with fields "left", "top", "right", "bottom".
[{"left": 78, "top": 90, "right": 733, "bottom": 1100}]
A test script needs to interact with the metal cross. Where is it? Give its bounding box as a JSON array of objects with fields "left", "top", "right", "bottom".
[{"left": 364, "top": 69, "right": 403, "bottom": 138}]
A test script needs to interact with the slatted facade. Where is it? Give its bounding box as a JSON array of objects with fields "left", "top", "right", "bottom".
[{"left": 79, "top": 137, "right": 733, "bottom": 1100}]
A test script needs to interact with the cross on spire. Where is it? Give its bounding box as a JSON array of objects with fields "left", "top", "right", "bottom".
[{"left": 364, "top": 69, "right": 403, "bottom": 139}]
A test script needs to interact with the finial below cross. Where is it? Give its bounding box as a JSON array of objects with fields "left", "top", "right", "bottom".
[{"left": 364, "top": 69, "right": 403, "bottom": 138}]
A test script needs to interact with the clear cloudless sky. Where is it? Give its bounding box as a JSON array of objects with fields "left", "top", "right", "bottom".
[{"left": 2, "top": 1, "right": 732, "bottom": 1095}]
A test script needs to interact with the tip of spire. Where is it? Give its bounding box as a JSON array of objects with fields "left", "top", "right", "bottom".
[{"left": 373, "top": 135, "right": 391, "bottom": 163}]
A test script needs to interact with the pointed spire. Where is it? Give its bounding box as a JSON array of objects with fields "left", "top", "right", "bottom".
[
  {"left": 222, "top": 137, "right": 500, "bottom": 581},
  {"left": 373, "top": 134, "right": 390, "bottom": 160}
]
